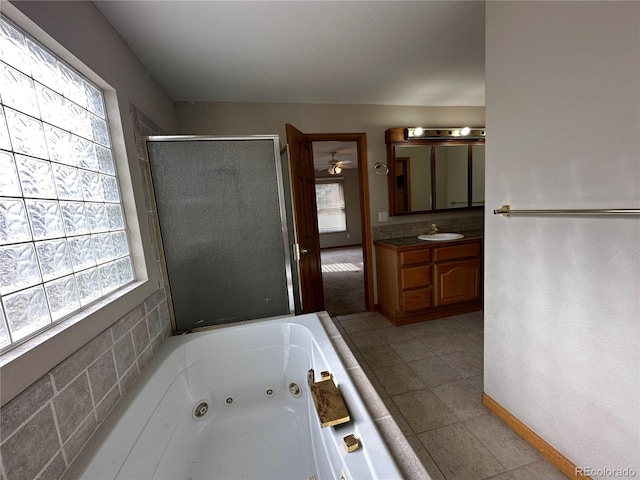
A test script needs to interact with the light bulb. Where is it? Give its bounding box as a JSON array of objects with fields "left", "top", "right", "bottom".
[
  {"left": 335, "top": 166, "right": 342, "bottom": 174},
  {"left": 460, "top": 127, "right": 471, "bottom": 136},
  {"left": 414, "top": 127, "right": 424, "bottom": 136}
]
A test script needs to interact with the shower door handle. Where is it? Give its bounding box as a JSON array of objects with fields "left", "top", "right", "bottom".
[{"left": 293, "top": 243, "right": 309, "bottom": 261}]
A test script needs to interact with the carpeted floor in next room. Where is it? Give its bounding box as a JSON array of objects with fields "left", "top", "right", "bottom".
[{"left": 321, "top": 246, "right": 366, "bottom": 317}]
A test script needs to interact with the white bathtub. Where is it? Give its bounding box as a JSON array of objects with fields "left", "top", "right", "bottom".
[{"left": 64, "top": 313, "right": 403, "bottom": 480}]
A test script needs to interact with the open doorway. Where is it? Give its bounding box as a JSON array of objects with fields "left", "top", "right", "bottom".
[{"left": 312, "top": 141, "right": 366, "bottom": 317}]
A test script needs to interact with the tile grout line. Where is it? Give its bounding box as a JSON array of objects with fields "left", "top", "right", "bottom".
[{"left": 335, "top": 311, "right": 567, "bottom": 480}]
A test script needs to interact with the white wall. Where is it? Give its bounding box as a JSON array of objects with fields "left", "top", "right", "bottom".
[{"left": 485, "top": 1, "right": 639, "bottom": 475}]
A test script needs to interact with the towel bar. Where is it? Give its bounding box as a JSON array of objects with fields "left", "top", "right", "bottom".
[{"left": 494, "top": 205, "right": 640, "bottom": 216}]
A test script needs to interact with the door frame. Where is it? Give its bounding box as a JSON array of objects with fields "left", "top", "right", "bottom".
[{"left": 307, "top": 132, "right": 374, "bottom": 312}]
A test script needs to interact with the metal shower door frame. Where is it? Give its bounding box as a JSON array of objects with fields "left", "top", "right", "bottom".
[{"left": 142, "top": 135, "right": 295, "bottom": 333}]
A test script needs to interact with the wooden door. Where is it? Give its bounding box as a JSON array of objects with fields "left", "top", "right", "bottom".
[{"left": 285, "top": 124, "right": 325, "bottom": 313}]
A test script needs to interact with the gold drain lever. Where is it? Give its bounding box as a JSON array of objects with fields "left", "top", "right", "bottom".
[{"left": 308, "top": 369, "right": 351, "bottom": 428}]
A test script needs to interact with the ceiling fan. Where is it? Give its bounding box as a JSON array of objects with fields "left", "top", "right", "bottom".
[{"left": 315, "top": 153, "right": 353, "bottom": 175}]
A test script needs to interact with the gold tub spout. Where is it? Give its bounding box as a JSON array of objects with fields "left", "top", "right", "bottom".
[{"left": 308, "top": 369, "right": 351, "bottom": 428}]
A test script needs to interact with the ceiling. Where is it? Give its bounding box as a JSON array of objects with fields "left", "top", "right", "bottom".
[
  {"left": 312, "top": 141, "right": 358, "bottom": 173},
  {"left": 94, "top": 0, "right": 485, "bottom": 107}
]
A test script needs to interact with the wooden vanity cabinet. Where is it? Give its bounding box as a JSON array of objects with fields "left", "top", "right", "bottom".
[{"left": 375, "top": 239, "right": 482, "bottom": 325}]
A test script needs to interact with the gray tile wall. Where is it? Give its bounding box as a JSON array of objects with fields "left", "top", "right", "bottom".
[
  {"left": 130, "top": 104, "right": 167, "bottom": 288},
  {"left": 0, "top": 105, "right": 172, "bottom": 480},
  {"left": 372, "top": 214, "right": 484, "bottom": 240},
  {"left": 0, "top": 292, "right": 171, "bottom": 480}
]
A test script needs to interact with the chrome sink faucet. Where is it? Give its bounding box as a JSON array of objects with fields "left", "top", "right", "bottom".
[{"left": 427, "top": 223, "right": 439, "bottom": 235}]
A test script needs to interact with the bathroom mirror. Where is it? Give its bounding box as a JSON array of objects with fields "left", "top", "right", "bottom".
[{"left": 385, "top": 128, "right": 485, "bottom": 215}]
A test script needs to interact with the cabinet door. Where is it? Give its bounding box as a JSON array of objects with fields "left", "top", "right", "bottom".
[{"left": 434, "top": 259, "right": 480, "bottom": 306}]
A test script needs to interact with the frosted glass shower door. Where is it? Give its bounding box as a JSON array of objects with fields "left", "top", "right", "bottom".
[{"left": 146, "top": 137, "right": 293, "bottom": 332}]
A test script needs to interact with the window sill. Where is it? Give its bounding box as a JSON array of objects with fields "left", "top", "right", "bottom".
[{"left": 0, "top": 278, "right": 158, "bottom": 406}]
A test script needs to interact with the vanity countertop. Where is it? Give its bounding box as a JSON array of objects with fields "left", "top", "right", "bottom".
[{"left": 374, "top": 229, "right": 484, "bottom": 248}]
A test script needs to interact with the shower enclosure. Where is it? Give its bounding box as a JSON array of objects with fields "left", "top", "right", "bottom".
[{"left": 145, "top": 136, "right": 294, "bottom": 332}]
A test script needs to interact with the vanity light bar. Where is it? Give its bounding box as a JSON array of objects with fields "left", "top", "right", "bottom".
[{"left": 405, "top": 127, "right": 486, "bottom": 139}]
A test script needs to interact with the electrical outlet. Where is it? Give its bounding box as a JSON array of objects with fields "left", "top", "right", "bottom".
[{"left": 378, "top": 211, "right": 389, "bottom": 222}]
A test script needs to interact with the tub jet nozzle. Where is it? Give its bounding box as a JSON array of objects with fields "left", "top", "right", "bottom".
[
  {"left": 289, "top": 382, "right": 302, "bottom": 397},
  {"left": 193, "top": 402, "right": 209, "bottom": 419}
]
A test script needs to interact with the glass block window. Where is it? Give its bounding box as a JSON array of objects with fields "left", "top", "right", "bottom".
[
  {"left": 315, "top": 180, "right": 347, "bottom": 234},
  {"left": 0, "top": 17, "right": 133, "bottom": 351}
]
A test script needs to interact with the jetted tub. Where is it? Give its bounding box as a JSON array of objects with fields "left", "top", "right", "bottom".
[{"left": 63, "top": 313, "right": 403, "bottom": 479}]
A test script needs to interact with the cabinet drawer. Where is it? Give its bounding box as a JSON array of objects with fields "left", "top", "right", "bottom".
[
  {"left": 400, "top": 249, "right": 431, "bottom": 266},
  {"left": 401, "top": 265, "right": 431, "bottom": 289},
  {"left": 433, "top": 243, "right": 481, "bottom": 261},
  {"left": 402, "top": 288, "right": 432, "bottom": 311}
]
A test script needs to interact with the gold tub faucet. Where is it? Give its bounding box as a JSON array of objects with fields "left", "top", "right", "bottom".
[{"left": 308, "top": 369, "right": 351, "bottom": 428}]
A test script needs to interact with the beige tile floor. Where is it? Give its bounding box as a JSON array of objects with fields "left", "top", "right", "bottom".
[{"left": 332, "top": 311, "right": 567, "bottom": 480}]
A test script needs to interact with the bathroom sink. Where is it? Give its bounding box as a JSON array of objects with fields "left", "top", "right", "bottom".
[{"left": 417, "top": 233, "right": 464, "bottom": 241}]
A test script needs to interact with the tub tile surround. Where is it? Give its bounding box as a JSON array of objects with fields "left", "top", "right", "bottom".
[
  {"left": 328, "top": 311, "right": 568, "bottom": 480},
  {"left": 0, "top": 290, "right": 172, "bottom": 480}
]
